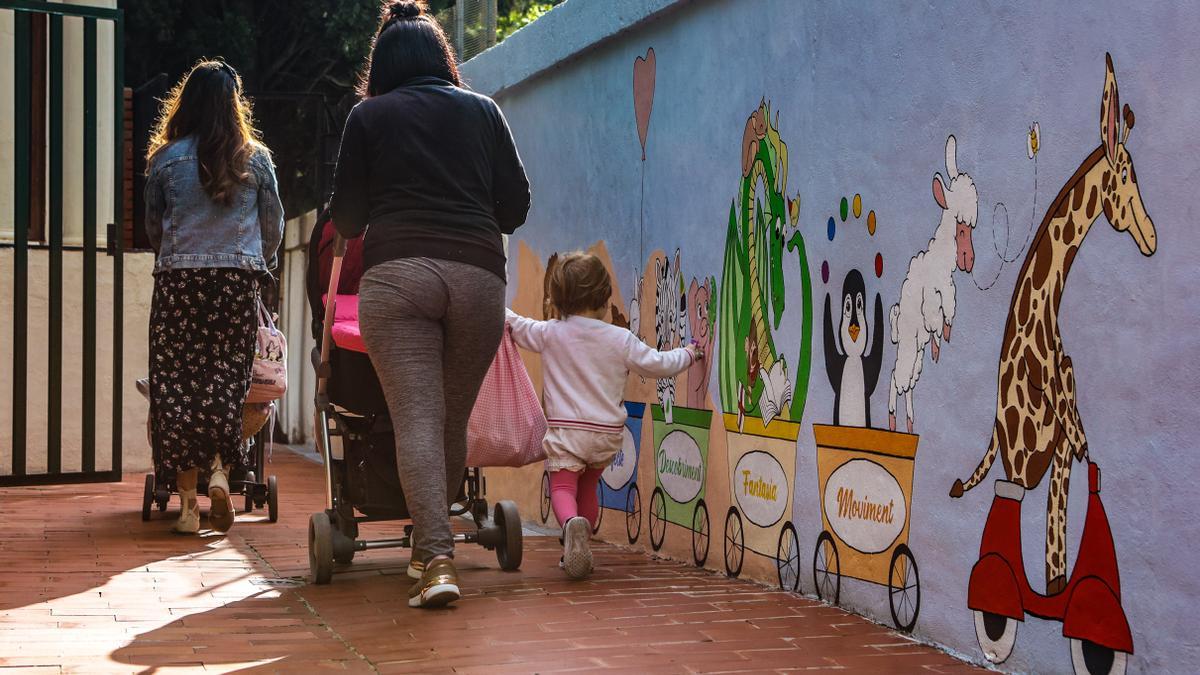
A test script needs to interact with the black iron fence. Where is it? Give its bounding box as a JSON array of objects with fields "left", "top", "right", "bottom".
[{"left": 2, "top": 0, "right": 125, "bottom": 486}]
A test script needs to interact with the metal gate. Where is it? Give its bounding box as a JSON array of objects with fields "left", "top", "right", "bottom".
[{"left": 2, "top": 0, "right": 125, "bottom": 486}]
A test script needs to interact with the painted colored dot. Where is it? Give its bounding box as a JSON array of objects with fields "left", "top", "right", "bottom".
[
  {"left": 853, "top": 194, "right": 862, "bottom": 218},
  {"left": 839, "top": 197, "right": 848, "bottom": 221},
  {"left": 821, "top": 261, "right": 829, "bottom": 284},
  {"left": 867, "top": 210, "right": 877, "bottom": 235},
  {"left": 875, "top": 253, "right": 884, "bottom": 278},
  {"left": 827, "top": 217, "right": 836, "bottom": 241}
]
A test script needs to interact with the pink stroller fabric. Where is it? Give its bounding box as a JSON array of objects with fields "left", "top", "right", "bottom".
[{"left": 324, "top": 294, "right": 368, "bottom": 354}]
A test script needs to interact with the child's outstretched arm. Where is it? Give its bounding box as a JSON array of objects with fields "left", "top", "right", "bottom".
[
  {"left": 505, "top": 308, "right": 552, "bottom": 352},
  {"left": 624, "top": 333, "right": 695, "bottom": 379}
]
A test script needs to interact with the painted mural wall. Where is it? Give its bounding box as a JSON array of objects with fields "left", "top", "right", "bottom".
[{"left": 467, "top": 1, "right": 1200, "bottom": 673}]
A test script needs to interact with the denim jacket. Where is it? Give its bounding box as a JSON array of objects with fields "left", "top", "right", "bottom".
[{"left": 144, "top": 136, "right": 284, "bottom": 274}]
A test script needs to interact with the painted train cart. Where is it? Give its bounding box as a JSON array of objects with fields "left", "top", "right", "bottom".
[
  {"left": 540, "top": 402, "right": 645, "bottom": 543},
  {"left": 811, "top": 424, "right": 921, "bottom": 632},
  {"left": 647, "top": 404, "right": 713, "bottom": 566},
  {"left": 723, "top": 414, "right": 804, "bottom": 592}
]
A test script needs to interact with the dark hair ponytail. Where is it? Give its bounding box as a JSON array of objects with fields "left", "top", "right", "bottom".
[
  {"left": 385, "top": 0, "right": 423, "bottom": 22},
  {"left": 357, "top": 0, "right": 460, "bottom": 98}
]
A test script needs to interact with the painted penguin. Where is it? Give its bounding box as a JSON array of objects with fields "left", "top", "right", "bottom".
[{"left": 823, "top": 269, "right": 884, "bottom": 426}]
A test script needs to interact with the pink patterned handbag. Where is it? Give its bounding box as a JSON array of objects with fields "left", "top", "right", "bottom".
[
  {"left": 467, "top": 328, "right": 547, "bottom": 467},
  {"left": 246, "top": 298, "right": 287, "bottom": 404}
]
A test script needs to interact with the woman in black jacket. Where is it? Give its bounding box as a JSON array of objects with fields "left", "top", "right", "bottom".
[{"left": 331, "top": 0, "right": 530, "bottom": 608}]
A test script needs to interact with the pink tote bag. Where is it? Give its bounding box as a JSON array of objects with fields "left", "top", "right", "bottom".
[
  {"left": 247, "top": 299, "right": 288, "bottom": 404},
  {"left": 467, "top": 328, "right": 547, "bottom": 467}
]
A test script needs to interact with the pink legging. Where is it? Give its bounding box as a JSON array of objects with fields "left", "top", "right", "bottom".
[{"left": 549, "top": 468, "right": 604, "bottom": 528}]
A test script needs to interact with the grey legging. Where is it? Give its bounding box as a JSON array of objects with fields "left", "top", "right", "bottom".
[{"left": 358, "top": 257, "right": 505, "bottom": 563}]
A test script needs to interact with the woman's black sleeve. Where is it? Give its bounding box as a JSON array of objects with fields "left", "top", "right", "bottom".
[
  {"left": 491, "top": 103, "right": 531, "bottom": 235},
  {"left": 331, "top": 106, "right": 369, "bottom": 239}
]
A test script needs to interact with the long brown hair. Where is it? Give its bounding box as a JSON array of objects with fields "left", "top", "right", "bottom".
[
  {"left": 147, "top": 59, "right": 266, "bottom": 206},
  {"left": 358, "top": 1, "right": 460, "bottom": 99}
]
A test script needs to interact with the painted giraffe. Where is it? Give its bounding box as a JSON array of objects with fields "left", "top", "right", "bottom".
[{"left": 949, "top": 53, "right": 1157, "bottom": 595}]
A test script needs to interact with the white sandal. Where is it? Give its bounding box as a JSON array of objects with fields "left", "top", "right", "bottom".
[
  {"left": 171, "top": 489, "right": 200, "bottom": 535},
  {"left": 208, "top": 456, "right": 235, "bottom": 533}
]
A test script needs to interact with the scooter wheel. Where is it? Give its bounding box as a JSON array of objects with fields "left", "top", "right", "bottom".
[
  {"left": 973, "top": 610, "right": 1017, "bottom": 664},
  {"left": 1070, "top": 638, "right": 1128, "bottom": 675}
]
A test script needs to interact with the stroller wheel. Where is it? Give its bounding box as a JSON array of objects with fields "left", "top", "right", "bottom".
[
  {"left": 267, "top": 476, "right": 279, "bottom": 523},
  {"left": 141, "top": 474, "right": 155, "bottom": 522},
  {"left": 494, "top": 500, "right": 523, "bottom": 571},
  {"left": 309, "top": 512, "right": 334, "bottom": 584},
  {"left": 243, "top": 471, "right": 256, "bottom": 514}
]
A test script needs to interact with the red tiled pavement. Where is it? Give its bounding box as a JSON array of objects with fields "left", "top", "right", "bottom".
[{"left": 0, "top": 449, "right": 982, "bottom": 673}]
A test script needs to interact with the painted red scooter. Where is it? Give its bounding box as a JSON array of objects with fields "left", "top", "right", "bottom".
[{"left": 967, "top": 461, "right": 1131, "bottom": 675}]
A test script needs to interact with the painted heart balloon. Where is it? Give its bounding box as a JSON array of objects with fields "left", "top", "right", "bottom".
[{"left": 633, "top": 47, "right": 656, "bottom": 161}]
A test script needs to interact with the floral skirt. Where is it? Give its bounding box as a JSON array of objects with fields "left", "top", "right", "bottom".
[{"left": 149, "top": 268, "right": 257, "bottom": 478}]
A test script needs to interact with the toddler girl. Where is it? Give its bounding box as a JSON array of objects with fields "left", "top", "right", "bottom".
[{"left": 507, "top": 252, "right": 700, "bottom": 579}]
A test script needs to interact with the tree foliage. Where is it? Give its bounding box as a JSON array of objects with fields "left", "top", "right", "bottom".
[{"left": 122, "top": 0, "right": 561, "bottom": 217}]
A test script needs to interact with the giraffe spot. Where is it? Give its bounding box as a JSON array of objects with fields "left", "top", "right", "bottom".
[
  {"left": 1006, "top": 407, "right": 1020, "bottom": 439},
  {"left": 1065, "top": 244, "right": 1078, "bottom": 272},
  {"left": 1072, "top": 186, "right": 1084, "bottom": 211},
  {"left": 1087, "top": 186, "right": 1098, "bottom": 218},
  {"left": 1035, "top": 323, "right": 1047, "bottom": 358},
  {"left": 1027, "top": 439, "right": 1053, "bottom": 483},
  {"left": 1031, "top": 235, "right": 1053, "bottom": 288},
  {"left": 1023, "top": 417, "right": 1037, "bottom": 449},
  {"left": 1026, "top": 348, "right": 1044, "bottom": 390},
  {"left": 1001, "top": 363, "right": 1014, "bottom": 393},
  {"left": 1052, "top": 551, "right": 1061, "bottom": 568},
  {"left": 1054, "top": 196, "right": 1068, "bottom": 219},
  {"left": 1053, "top": 224, "right": 1061, "bottom": 240},
  {"left": 1063, "top": 215, "right": 1075, "bottom": 243},
  {"left": 1016, "top": 383, "right": 1025, "bottom": 408},
  {"left": 1018, "top": 283, "right": 1032, "bottom": 325},
  {"left": 996, "top": 419, "right": 1009, "bottom": 452},
  {"left": 1120, "top": 203, "right": 1127, "bottom": 219},
  {"left": 1013, "top": 451, "right": 1025, "bottom": 476},
  {"left": 1103, "top": 199, "right": 1113, "bottom": 223}
]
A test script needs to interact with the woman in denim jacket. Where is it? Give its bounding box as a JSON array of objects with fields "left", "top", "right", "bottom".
[{"left": 144, "top": 60, "right": 284, "bottom": 535}]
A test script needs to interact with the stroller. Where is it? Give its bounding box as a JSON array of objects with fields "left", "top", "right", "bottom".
[
  {"left": 137, "top": 379, "right": 280, "bottom": 524},
  {"left": 306, "top": 217, "right": 523, "bottom": 584}
]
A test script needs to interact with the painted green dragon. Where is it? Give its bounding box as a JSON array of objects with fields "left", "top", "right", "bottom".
[{"left": 718, "top": 100, "right": 813, "bottom": 429}]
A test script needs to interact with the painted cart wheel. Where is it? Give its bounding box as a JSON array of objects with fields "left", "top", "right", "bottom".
[
  {"left": 1070, "top": 638, "right": 1128, "bottom": 675},
  {"left": 626, "top": 483, "right": 642, "bottom": 544},
  {"left": 888, "top": 544, "right": 920, "bottom": 632},
  {"left": 540, "top": 470, "right": 551, "bottom": 524},
  {"left": 692, "top": 499, "right": 709, "bottom": 567},
  {"left": 723, "top": 507, "right": 744, "bottom": 578},
  {"left": 973, "top": 610, "right": 1017, "bottom": 665},
  {"left": 813, "top": 530, "right": 840, "bottom": 604},
  {"left": 776, "top": 522, "right": 801, "bottom": 592},
  {"left": 592, "top": 481, "right": 604, "bottom": 535},
  {"left": 649, "top": 487, "right": 667, "bottom": 551}
]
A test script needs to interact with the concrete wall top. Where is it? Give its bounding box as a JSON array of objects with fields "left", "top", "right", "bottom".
[{"left": 461, "top": 0, "right": 688, "bottom": 97}]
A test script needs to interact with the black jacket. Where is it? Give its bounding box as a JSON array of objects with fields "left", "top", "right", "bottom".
[{"left": 331, "top": 76, "right": 530, "bottom": 279}]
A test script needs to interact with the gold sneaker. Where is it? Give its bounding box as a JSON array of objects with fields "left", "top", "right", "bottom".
[
  {"left": 406, "top": 559, "right": 425, "bottom": 580},
  {"left": 408, "top": 556, "right": 460, "bottom": 608}
]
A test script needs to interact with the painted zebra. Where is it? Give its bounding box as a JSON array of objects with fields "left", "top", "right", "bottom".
[{"left": 655, "top": 249, "right": 686, "bottom": 424}]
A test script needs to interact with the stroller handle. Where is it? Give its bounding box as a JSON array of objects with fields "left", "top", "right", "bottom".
[{"left": 315, "top": 234, "right": 347, "bottom": 403}]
